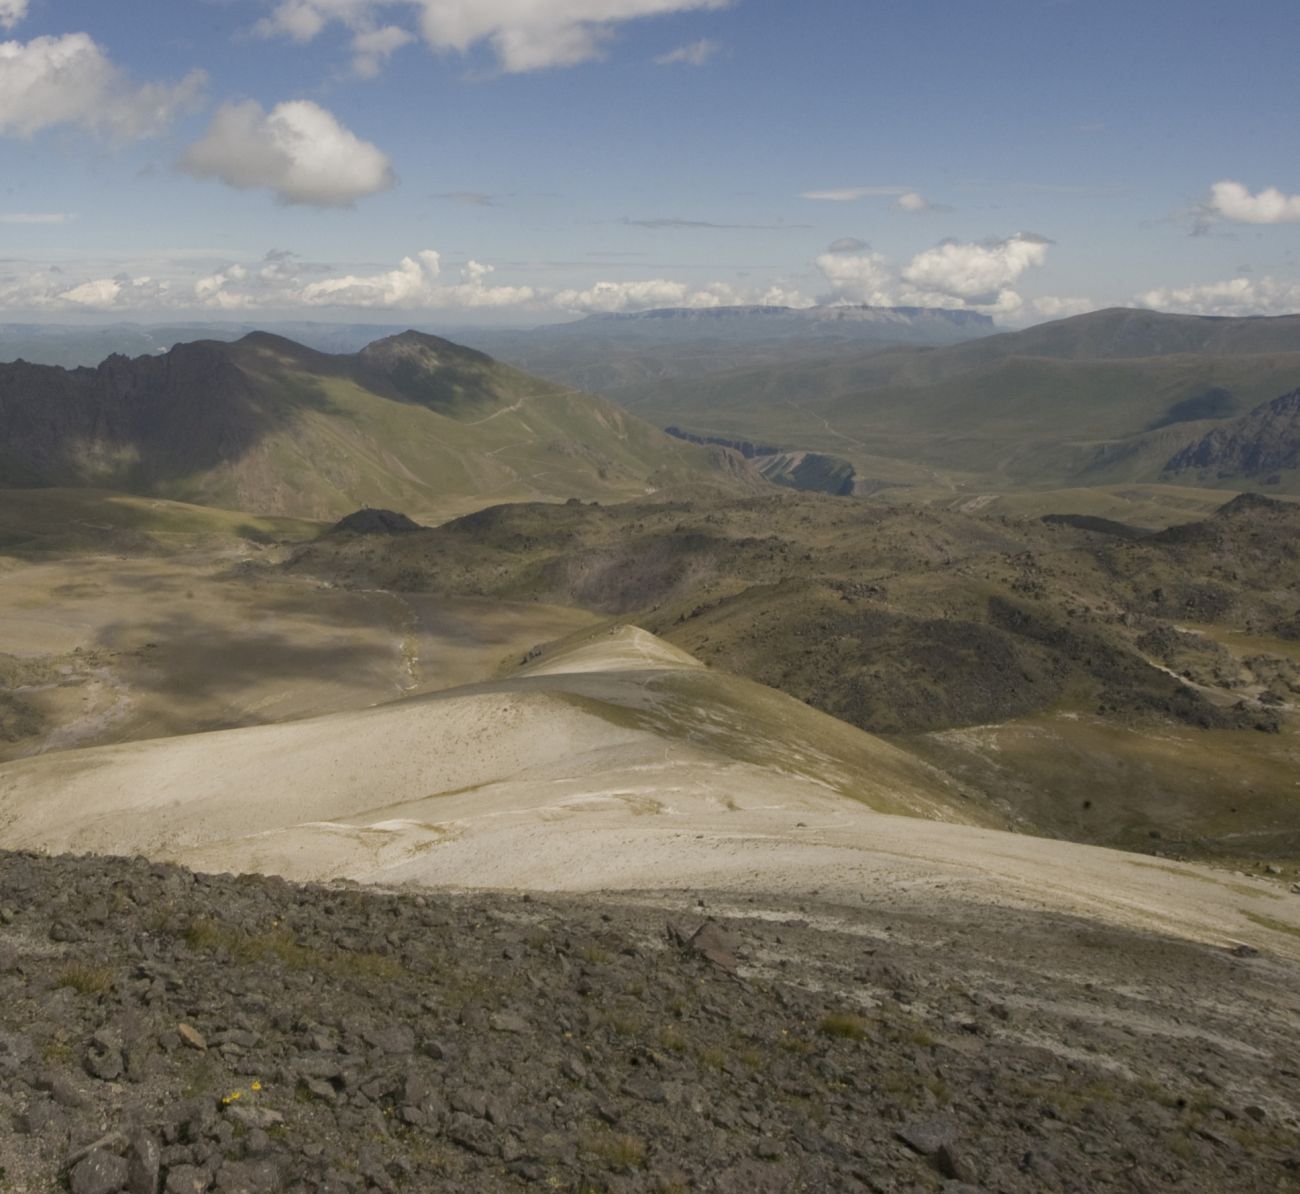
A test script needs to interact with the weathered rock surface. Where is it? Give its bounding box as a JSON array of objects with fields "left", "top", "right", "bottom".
[{"left": 0, "top": 849, "right": 1297, "bottom": 1192}]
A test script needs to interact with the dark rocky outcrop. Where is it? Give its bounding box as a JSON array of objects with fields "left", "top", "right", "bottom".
[{"left": 1164, "top": 388, "right": 1300, "bottom": 479}]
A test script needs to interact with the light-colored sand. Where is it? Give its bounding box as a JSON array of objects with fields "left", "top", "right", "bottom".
[{"left": 1, "top": 626, "right": 1296, "bottom": 960}]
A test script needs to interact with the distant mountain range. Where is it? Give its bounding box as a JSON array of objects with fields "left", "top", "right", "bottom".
[
  {"left": 0, "top": 305, "right": 992, "bottom": 373},
  {"left": 0, "top": 331, "right": 753, "bottom": 520},
  {"left": 612, "top": 308, "right": 1300, "bottom": 494}
]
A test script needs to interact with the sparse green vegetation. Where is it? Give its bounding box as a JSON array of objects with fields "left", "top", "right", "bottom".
[
  {"left": 819, "top": 1012, "right": 871, "bottom": 1041},
  {"left": 184, "top": 918, "right": 403, "bottom": 981},
  {"left": 55, "top": 963, "right": 114, "bottom": 996}
]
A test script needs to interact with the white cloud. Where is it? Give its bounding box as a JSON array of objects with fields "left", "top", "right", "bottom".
[
  {"left": 256, "top": 0, "right": 732, "bottom": 72},
  {"left": 551, "top": 278, "right": 732, "bottom": 313},
  {"left": 0, "top": 1, "right": 27, "bottom": 31},
  {"left": 800, "top": 186, "right": 910, "bottom": 202},
  {"left": 654, "top": 38, "right": 718, "bottom": 66},
  {"left": 892, "top": 191, "right": 952, "bottom": 214},
  {"left": 298, "top": 251, "right": 536, "bottom": 308},
  {"left": 1137, "top": 276, "right": 1300, "bottom": 317},
  {"left": 815, "top": 233, "right": 1052, "bottom": 316},
  {"left": 0, "top": 211, "right": 71, "bottom": 224},
  {"left": 813, "top": 248, "right": 893, "bottom": 306},
  {"left": 0, "top": 245, "right": 814, "bottom": 316},
  {"left": 1206, "top": 179, "right": 1300, "bottom": 225},
  {"left": 352, "top": 24, "right": 415, "bottom": 76},
  {"left": 0, "top": 33, "right": 205, "bottom": 140},
  {"left": 900, "top": 233, "right": 1050, "bottom": 311},
  {"left": 180, "top": 100, "right": 395, "bottom": 207}
]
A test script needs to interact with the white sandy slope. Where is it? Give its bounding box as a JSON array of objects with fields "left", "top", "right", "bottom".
[{"left": 0, "top": 626, "right": 1296, "bottom": 959}]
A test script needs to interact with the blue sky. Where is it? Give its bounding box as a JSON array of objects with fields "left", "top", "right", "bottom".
[{"left": 2, "top": 0, "right": 1298, "bottom": 325}]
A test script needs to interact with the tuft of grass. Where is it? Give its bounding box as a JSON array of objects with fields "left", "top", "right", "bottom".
[
  {"left": 56, "top": 964, "right": 114, "bottom": 996},
  {"left": 583, "top": 1130, "right": 647, "bottom": 1172},
  {"left": 819, "top": 1012, "right": 871, "bottom": 1041},
  {"left": 184, "top": 918, "right": 403, "bottom": 982},
  {"left": 659, "top": 1026, "right": 687, "bottom": 1053}
]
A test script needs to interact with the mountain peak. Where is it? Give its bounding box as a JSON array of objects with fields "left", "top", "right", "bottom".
[{"left": 359, "top": 329, "right": 494, "bottom": 369}]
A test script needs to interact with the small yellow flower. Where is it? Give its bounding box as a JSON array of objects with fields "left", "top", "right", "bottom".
[{"left": 251, "top": 1081, "right": 262, "bottom": 1092}]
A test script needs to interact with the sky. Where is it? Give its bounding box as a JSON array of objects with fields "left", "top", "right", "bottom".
[{"left": 2, "top": 0, "right": 1299, "bottom": 327}]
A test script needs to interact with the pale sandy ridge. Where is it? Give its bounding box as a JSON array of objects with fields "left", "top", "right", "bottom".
[{"left": 0, "top": 627, "right": 1295, "bottom": 960}]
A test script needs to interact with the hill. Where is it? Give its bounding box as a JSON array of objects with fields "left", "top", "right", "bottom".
[
  {"left": 0, "top": 331, "right": 756, "bottom": 521},
  {"left": 287, "top": 490, "right": 1300, "bottom": 859},
  {"left": 2, "top": 624, "right": 1295, "bottom": 959},
  {"left": 601, "top": 308, "right": 1300, "bottom": 494}
]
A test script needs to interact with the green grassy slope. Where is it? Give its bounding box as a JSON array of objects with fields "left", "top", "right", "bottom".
[{"left": 0, "top": 331, "right": 758, "bottom": 522}]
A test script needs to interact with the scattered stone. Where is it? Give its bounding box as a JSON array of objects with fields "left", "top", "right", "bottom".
[
  {"left": 69, "top": 1148, "right": 129, "bottom": 1194},
  {"left": 126, "top": 1131, "right": 161, "bottom": 1194},
  {"left": 177, "top": 1024, "right": 207, "bottom": 1052},
  {"left": 686, "top": 921, "right": 741, "bottom": 973},
  {"left": 898, "top": 1114, "right": 959, "bottom": 1157}
]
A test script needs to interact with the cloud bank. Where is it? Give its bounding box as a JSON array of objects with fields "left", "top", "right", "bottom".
[
  {"left": 180, "top": 100, "right": 395, "bottom": 207},
  {"left": 1138, "top": 276, "right": 1300, "bottom": 317},
  {"left": 257, "top": 0, "right": 734, "bottom": 72},
  {"left": 0, "top": 33, "right": 205, "bottom": 140},
  {"left": 0, "top": 247, "right": 816, "bottom": 317}
]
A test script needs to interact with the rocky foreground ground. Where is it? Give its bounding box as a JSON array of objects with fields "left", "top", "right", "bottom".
[{"left": 0, "top": 851, "right": 1297, "bottom": 1193}]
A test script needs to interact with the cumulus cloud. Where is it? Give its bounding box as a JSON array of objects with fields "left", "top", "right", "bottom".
[
  {"left": 0, "top": 0, "right": 27, "bottom": 30},
  {"left": 0, "top": 33, "right": 205, "bottom": 140},
  {"left": 256, "top": 0, "right": 732, "bottom": 72},
  {"left": 813, "top": 248, "right": 893, "bottom": 306},
  {"left": 299, "top": 251, "right": 536, "bottom": 308},
  {"left": 900, "top": 233, "right": 1051, "bottom": 311},
  {"left": 815, "top": 233, "right": 1053, "bottom": 315},
  {"left": 1206, "top": 179, "right": 1300, "bottom": 225},
  {"left": 654, "top": 38, "right": 718, "bottom": 66},
  {"left": 800, "top": 186, "right": 910, "bottom": 202},
  {"left": 1137, "top": 276, "right": 1300, "bottom": 317},
  {"left": 826, "top": 237, "right": 868, "bottom": 254},
  {"left": 180, "top": 100, "right": 395, "bottom": 207}
]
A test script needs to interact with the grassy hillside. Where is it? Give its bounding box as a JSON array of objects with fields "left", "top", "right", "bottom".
[{"left": 0, "top": 331, "right": 758, "bottom": 522}]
